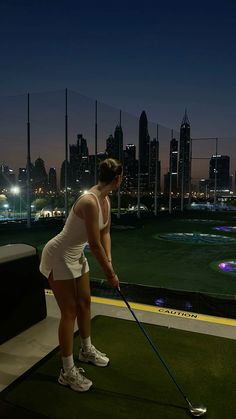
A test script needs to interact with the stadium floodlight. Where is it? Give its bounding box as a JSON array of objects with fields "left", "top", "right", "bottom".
[{"left": 10, "top": 186, "right": 20, "bottom": 195}]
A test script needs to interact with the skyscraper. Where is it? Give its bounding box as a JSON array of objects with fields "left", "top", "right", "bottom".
[
  {"left": 139, "top": 111, "right": 149, "bottom": 174},
  {"left": 114, "top": 125, "right": 123, "bottom": 163},
  {"left": 77, "top": 134, "right": 89, "bottom": 157},
  {"left": 69, "top": 134, "right": 89, "bottom": 189},
  {"left": 178, "top": 110, "right": 191, "bottom": 194},
  {"left": 149, "top": 138, "right": 161, "bottom": 192},
  {"left": 139, "top": 111, "right": 150, "bottom": 191},
  {"left": 123, "top": 144, "right": 137, "bottom": 189},
  {"left": 18, "top": 168, "right": 27, "bottom": 187},
  {"left": 33, "top": 157, "right": 48, "bottom": 192},
  {"left": 48, "top": 167, "right": 57, "bottom": 192},
  {"left": 69, "top": 143, "right": 79, "bottom": 188},
  {"left": 60, "top": 160, "right": 72, "bottom": 190},
  {"left": 106, "top": 125, "right": 123, "bottom": 163},
  {"left": 209, "top": 155, "right": 230, "bottom": 191},
  {"left": 106, "top": 134, "right": 115, "bottom": 158},
  {"left": 169, "top": 137, "right": 178, "bottom": 194},
  {"left": 77, "top": 134, "right": 89, "bottom": 188}
]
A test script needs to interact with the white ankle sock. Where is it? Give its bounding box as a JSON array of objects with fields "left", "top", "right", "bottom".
[
  {"left": 81, "top": 336, "right": 91, "bottom": 351},
  {"left": 62, "top": 354, "right": 74, "bottom": 372}
]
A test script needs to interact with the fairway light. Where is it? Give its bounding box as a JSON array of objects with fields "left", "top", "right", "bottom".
[
  {"left": 184, "top": 302, "right": 193, "bottom": 310},
  {"left": 218, "top": 261, "right": 236, "bottom": 273},
  {"left": 214, "top": 226, "right": 236, "bottom": 232},
  {"left": 154, "top": 298, "right": 165, "bottom": 307}
]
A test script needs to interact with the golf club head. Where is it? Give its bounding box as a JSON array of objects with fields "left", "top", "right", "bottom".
[{"left": 188, "top": 402, "right": 207, "bottom": 417}]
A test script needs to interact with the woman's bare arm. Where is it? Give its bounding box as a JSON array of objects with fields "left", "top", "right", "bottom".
[
  {"left": 75, "top": 197, "right": 117, "bottom": 285},
  {"left": 100, "top": 207, "right": 112, "bottom": 262}
]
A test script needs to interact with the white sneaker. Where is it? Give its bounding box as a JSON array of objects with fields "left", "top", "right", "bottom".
[
  {"left": 79, "top": 345, "right": 109, "bottom": 367},
  {"left": 58, "top": 365, "right": 92, "bottom": 392}
]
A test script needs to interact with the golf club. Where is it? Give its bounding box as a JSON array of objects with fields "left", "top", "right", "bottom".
[{"left": 116, "top": 287, "right": 207, "bottom": 417}]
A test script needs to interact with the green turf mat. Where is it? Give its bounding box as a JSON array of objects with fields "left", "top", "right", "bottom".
[{"left": 1, "top": 316, "right": 236, "bottom": 418}]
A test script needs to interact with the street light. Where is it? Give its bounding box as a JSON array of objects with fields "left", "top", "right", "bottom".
[{"left": 10, "top": 186, "right": 21, "bottom": 219}]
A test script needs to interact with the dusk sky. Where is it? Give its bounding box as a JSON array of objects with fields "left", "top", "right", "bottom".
[{"left": 1, "top": 0, "right": 236, "bottom": 180}]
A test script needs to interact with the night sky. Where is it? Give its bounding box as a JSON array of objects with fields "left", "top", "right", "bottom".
[{"left": 1, "top": 0, "right": 236, "bottom": 179}]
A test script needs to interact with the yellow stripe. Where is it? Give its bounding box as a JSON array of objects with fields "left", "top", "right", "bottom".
[{"left": 45, "top": 290, "right": 236, "bottom": 327}]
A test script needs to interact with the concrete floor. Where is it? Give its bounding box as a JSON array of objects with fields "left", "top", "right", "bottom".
[{"left": 0, "top": 293, "right": 236, "bottom": 392}]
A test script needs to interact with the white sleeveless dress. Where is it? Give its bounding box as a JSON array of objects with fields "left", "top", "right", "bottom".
[{"left": 39, "top": 192, "right": 109, "bottom": 280}]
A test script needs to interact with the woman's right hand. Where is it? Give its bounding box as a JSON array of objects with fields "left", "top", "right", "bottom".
[{"left": 107, "top": 273, "right": 119, "bottom": 288}]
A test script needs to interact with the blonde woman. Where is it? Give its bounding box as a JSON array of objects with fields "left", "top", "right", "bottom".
[{"left": 40, "top": 158, "right": 122, "bottom": 392}]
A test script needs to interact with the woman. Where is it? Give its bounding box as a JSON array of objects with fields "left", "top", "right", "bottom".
[{"left": 40, "top": 158, "right": 122, "bottom": 392}]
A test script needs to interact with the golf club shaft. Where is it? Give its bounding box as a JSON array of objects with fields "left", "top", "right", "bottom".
[{"left": 116, "top": 287, "right": 189, "bottom": 405}]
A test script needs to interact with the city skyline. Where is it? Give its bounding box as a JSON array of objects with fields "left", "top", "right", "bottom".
[
  {"left": 1, "top": 1, "right": 236, "bottom": 181},
  {"left": 1, "top": 107, "right": 234, "bottom": 195},
  {"left": 1, "top": 109, "right": 235, "bottom": 181},
  {"left": 1, "top": 94, "right": 236, "bottom": 185}
]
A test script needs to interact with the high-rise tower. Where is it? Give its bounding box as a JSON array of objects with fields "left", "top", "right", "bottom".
[
  {"left": 106, "top": 134, "right": 115, "bottom": 158},
  {"left": 139, "top": 111, "right": 150, "bottom": 191},
  {"left": 106, "top": 125, "right": 123, "bottom": 163},
  {"left": 178, "top": 110, "right": 191, "bottom": 194},
  {"left": 123, "top": 144, "right": 137, "bottom": 189},
  {"left": 169, "top": 137, "right": 178, "bottom": 194},
  {"left": 69, "top": 134, "right": 89, "bottom": 189},
  {"left": 139, "top": 111, "right": 149, "bottom": 174},
  {"left": 209, "top": 155, "right": 230, "bottom": 191},
  {"left": 114, "top": 125, "right": 123, "bottom": 163},
  {"left": 149, "top": 138, "right": 161, "bottom": 192},
  {"left": 48, "top": 167, "right": 57, "bottom": 192},
  {"left": 33, "top": 157, "right": 48, "bottom": 192}
]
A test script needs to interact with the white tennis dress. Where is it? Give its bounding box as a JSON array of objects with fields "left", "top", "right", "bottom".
[{"left": 39, "top": 192, "right": 109, "bottom": 280}]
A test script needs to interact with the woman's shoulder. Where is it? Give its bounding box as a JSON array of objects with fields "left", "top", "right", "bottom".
[{"left": 74, "top": 193, "right": 98, "bottom": 217}]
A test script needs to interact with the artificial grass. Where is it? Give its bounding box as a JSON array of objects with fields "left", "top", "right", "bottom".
[
  {"left": 1, "top": 316, "right": 235, "bottom": 419},
  {"left": 0, "top": 211, "right": 236, "bottom": 296},
  {"left": 89, "top": 212, "right": 236, "bottom": 296}
]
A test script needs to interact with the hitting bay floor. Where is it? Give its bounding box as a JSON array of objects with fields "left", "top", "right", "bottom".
[{"left": 1, "top": 292, "right": 236, "bottom": 392}]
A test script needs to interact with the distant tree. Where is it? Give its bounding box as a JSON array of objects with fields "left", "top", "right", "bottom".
[
  {"left": 0, "top": 194, "right": 7, "bottom": 207},
  {"left": 32, "top": 198, "right": 48, "bottom": 211}
]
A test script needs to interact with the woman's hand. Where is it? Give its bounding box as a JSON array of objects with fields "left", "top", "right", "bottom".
[{"left": 107, "top": 273, "right": 119, "bottom": 288}]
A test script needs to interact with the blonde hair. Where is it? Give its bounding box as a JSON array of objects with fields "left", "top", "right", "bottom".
[{"left": 98, "top": 158, "right": 123, "bottom": 184}]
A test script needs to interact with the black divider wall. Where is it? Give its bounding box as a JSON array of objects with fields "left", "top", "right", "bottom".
[
  {"left": 90, "top": 280, "right": 236, "bottom": 319},
  {"left": 0, "top": 254, "right": 47, "bottom": 344}
]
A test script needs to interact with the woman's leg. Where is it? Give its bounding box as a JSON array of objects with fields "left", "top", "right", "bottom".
[
  {"left": 48, "top": 272, "right": 78, "bottom": 357},
  {"left": 75, "top": 271, "right": 91, "bottom": 339},
  {"left": 48, "top": 272, "right": 93, "bottom": 392},
  {"left": 75, "top": 271, "right": 109, "bottom": 367}
]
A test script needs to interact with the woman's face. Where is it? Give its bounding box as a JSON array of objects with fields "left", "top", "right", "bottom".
[{"left": 112, "top": 172, "right": 123, "bottom": 190}]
